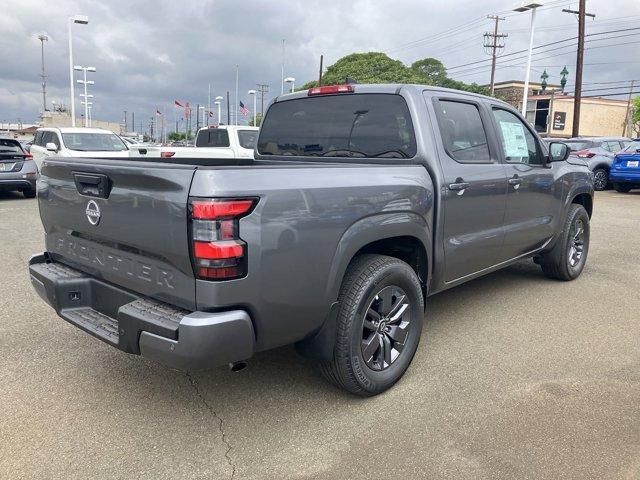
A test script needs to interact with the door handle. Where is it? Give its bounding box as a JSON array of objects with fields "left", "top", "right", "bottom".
[
  {"left": 448, "top": 182, "right": 470, "bottom": 191},
  {"left": 508, "top": 177, "right": 522, "bottom": 189}
]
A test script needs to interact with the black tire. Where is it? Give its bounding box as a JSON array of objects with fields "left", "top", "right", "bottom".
[
  {"left": 316, "top": 254, "right": 424, "bottom": 396},
  {"left": 539, "top": 204, "right": 590, "bottom": 281},
  {"left": 613, "top": 183, "right": 632, "bottom": 193},
  {"left": 592, "top": 168, "right": 609, "bottom": 191},
  {"left": 23, "top": 188, "right": 36, "bottom": 199}
]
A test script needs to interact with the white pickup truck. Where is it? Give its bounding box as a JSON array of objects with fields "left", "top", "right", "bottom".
[{"left": 130, "top": 125, "right": 259, "bottom": 160}]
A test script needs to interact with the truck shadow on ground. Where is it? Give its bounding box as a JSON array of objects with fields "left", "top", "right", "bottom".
[
  {"left": 0, "top": 191, "right": 30, "bottom": 201},
  {"left": 91, "top": 258, "right": 552, "bottom": 407}
]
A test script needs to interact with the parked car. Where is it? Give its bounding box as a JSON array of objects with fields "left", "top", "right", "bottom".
[
  {"left": 28, "top": 84, "right": 593, "bottom": 396},
  {"left": 0, "top": 138, "right": 38, "bottom": 198},
  {"left": 131, "top": 125, "right": 259, "bottom": 160},
  {"left": 562, "top": 137, "right": 631, "bottom": 191},
  {"left": 30, "top": 127, "right": 130, "bottom": 170},
  {"left": 609, "top": 139, "right": 640, "bottom": 192}
]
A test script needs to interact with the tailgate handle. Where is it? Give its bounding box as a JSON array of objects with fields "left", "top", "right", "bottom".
[{"left": 73, "top": 172, "right": 112, "bottom": 199}]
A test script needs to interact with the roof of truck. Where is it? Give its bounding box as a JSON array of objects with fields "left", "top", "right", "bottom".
[
  {"left": 36, "top": 127, "right": 117, "bottom": 134},
  {"left": 275, "top": 83, "right": 510, "bottom": 106}
]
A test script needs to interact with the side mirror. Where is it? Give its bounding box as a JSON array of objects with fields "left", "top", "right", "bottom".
[
  {"left": 45, "top": 142, "right": 58, "bottom": 152},
  {"left": 548, "top": 141, "right": 569, "bottom": 162}
]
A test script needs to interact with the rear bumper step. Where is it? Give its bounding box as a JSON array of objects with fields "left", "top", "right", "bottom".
[{"left": 29, "top": 253, "right": 255, "bottom": 370}]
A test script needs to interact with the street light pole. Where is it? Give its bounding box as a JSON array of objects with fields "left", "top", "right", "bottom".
[
  {"left": 67, "top": 15, "right": 89, "bottom": 127},
  {"left": 37, "top": 34, "right": 48, "bottom": 114},
  {"left": 248, "top": 90, "right": 257, "bottom": 126},
  {"left": 513, "top": 3, "right": 542, "bottom": 118},
  {"left": 284, "top": 77, "right": 295, "bottom": 93},
  {"left": 215, "top": 96, "right": 223, "bottom": 126},
  {"left": 75, "top": 66, "right": 95, "bottom": 127}
]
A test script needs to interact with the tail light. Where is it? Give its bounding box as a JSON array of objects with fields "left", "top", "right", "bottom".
[
  {"left": 24, "top": 153, "right": 33, "bottom": 159},
  {"left": 161, "top": 151, "right": 175, "bottom": 158},
  {"left": 576, "top": 149, "right": 595, "bottom": 158},
  {"left": 189, "top": 198, "right": 257, "bottom": 280},
  {"left": 308, "top": 84, "right": 354, "bottom": 96}
]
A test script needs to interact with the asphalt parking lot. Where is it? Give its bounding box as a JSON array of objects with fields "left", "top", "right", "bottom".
[{"left": 1, "top": 190, "right": 639, "bottom": 480}]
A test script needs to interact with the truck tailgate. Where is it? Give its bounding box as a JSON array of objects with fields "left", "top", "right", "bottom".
[{"left": 38, "top": 158, "right": 197, "bottom": 310}]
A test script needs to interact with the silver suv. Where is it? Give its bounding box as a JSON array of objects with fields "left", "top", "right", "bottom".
[
  {"left": 563, "top": 137, "right": 633, "bottom": 191},
  {"left": 0, "top": 137, "right": 38, "bottom": 198}
]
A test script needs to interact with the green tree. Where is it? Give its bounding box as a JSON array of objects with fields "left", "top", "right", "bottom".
[
  {"left": 632, "top": 96, "right": 640, "bottom": 136},
  {"left": 302, "top": 52, "right": 424, "bottom": 89},
  {"left": 301, "top": 52, "right": 489, "bottom": 96},
  {"left": 410, "top": 58, "right": 447, "bottom": 84},
  {"left": 249, "top": 112, "right": 263, "bottom": 127},
  {"left": 167, "top": 131, "right": 192, "bottom": 142}
]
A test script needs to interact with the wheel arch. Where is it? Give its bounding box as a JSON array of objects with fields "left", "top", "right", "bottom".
[
  {"left": 296, "top": 212, "right": 431, "bottom": 362},
  {"left": 571, "top": 192, "right": 593, "bottom": 218}
]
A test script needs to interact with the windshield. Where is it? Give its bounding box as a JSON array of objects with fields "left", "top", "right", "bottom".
[
  {"left": 0, "top": 139, "right": 23, "bottom": 154},
  {"left": 238, "top": 130, "right": 258, "bottom": 150},
  {"left": 61, "top": 133, "right": 128, "bottom": 152},
  {"left": 257, "top": 93, "right": 416, "bottom": 158},
  {"left": 564, "top": 140, "right": 594, "bottom": 151},
  {"left": 624, "top": 141, "right": 640, "bottom": 152}
]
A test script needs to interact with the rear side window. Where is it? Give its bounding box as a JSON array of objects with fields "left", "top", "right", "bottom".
[
  {"left": 434, "top": 100, "right": 490, "bottom": 163},
  {"left": 258, "top": 94, "right": 416, "bottom": 158},
  {"left": 34, "top": 131, "right": 43, "bottom": 146},
  {"left": 237, "top": 130, "right": 258, "bottom": 150},
  {"left": 196, "top": 129, "right": 230, "bottom": 147}
]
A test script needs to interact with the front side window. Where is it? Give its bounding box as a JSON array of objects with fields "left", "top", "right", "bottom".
[
  {"left": 41, "top": 131, "right": 53, "bottom": 146},
  {"left": 61, "top": 133, "right": 127, "bottom": 152},
  {"left": 492, "top": 108, "right": 543, "bottom": 165},
  {"left": 196, "top": 129, "right": 230, "bottom": 147},
  {"left": 33, "top": 131, "right": 43, "bottom": 146},
  {"left": 237, "top": 130, "right": 258, "bottom": 150},
  {"left": 258, "top": 94, "right": 416, "bottom": 158},
  {"left": 434, "top": 100, "right": 490, "bottom": 163}
]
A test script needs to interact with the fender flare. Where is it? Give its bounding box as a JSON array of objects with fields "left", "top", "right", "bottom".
[{"left": 296, "top": 212, "right": 432, "bottom": 361}]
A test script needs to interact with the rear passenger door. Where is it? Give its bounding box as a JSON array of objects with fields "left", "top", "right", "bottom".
[
  {"left": 430, "top": 96, "right": 508, "bottom": 282},
  {"left": 489, "top": 106, "right": 560, "bottom": 261}
]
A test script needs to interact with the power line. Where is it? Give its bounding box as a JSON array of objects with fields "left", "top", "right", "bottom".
[{"left": 447, "top": 26, "right": 640, "bottom": 72}]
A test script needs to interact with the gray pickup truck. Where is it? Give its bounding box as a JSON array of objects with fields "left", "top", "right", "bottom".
[{"left": 29, "top": 84, "right": 594, "bottom": 396}]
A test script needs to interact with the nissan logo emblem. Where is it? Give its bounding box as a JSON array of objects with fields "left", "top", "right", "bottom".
[{"left": 85, "top": 200, "right": 101, "bottom": 226}]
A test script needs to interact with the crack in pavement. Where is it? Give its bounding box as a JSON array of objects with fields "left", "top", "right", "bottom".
[{"left": 186, "top": 372, "right": 236, "bottom": 478}]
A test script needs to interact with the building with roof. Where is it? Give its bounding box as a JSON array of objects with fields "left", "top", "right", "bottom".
[{"left": 491, "top": 80, "right": 633, "bottom": 138}]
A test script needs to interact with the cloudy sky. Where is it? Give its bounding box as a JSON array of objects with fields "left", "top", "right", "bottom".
[{"left": 1, "top": 0, "right": 639, "bottom": 129}]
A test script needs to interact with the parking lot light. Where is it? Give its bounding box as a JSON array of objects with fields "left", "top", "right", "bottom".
[
  {"left": 513, "top": 2, "right": 543, "bottom": 116},
  {"left": 68, "top": 15, "right": 89, "bottom": 127},
  {"left": 284, "top": 77, "right": 295, "bottom": 93}
]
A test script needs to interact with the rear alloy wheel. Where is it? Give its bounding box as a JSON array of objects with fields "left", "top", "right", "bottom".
[
  {"left": 316, "top": 254, "right": 424, "bottom": 396},
  {"left": 613, "top": 183, "right": 632, "bottom": 193},
  {"left": 592, "top": 168, "right": 609, "bottom": 191}
]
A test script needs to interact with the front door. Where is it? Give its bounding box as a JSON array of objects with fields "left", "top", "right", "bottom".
[
  {"left": 431, "top": 97, "right": 508, "bottom": 282},
  {"left": 489, "top": 107, "right": 560, "bottom": 261}
]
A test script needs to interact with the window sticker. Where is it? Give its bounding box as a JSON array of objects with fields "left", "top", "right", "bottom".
[{"left": 499, "top": 121, "right": 529, "bottom": 159}]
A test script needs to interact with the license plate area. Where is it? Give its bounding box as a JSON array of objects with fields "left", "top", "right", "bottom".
[{"left": 627, "top": 160, "right": 639, "bottom": 168}]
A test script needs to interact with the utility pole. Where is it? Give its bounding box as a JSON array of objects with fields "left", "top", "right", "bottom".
[
  {"left": 622, "top": 80, "right": 636, "bottom": 136},
  {"left": 318, "top": 55, "right": 324, "bottom": 86},
  {"left": 256, "top": 84, "right": 269, "bottom": 120},
  {"left": 37, "top": 34, "right": 49, "bottom": 114},
  {"left": 123, "top": 110, "right": 127, "bottom": 132},
  {"left": 281, "top": 39, "right": 285, "bottom": 95},
  {"left": 226, "top": 91, "right": 231, "bottom": 125},
  {"left": 563, "top": 1, "right": 596, "bottom": 137},
  {"left": 132, "top": 112, "right": 135, "bottom": 133},
  {"left": 483, "top": 16, "right": 507, "bottom": 95}
]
